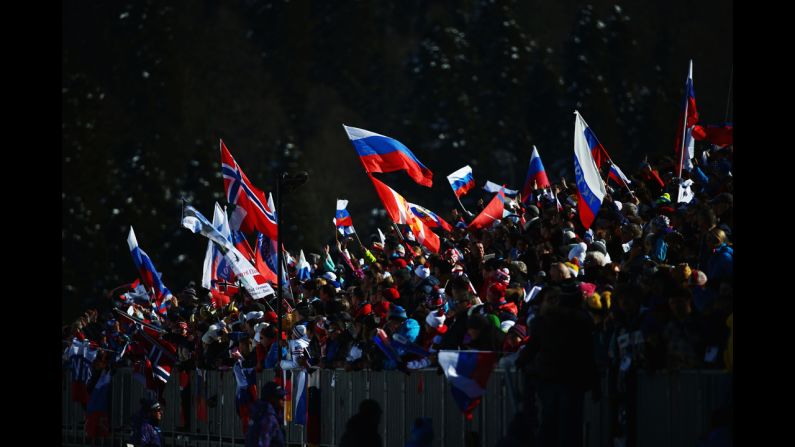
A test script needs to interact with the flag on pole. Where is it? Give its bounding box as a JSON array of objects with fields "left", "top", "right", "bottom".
[
  {"left": 297, "top": 250, "right": 312, "bottom": 282},
  {"left": 692, "top": 123, "right": 733, "bottom": 147},
  {"left": 334, "top": 200, "right": 356, "bottom": 236},
  {"left": 468, "top": 189, "right": 506, "bottom": 230},
  {"left": 377, "top": 228, "right": 386, "bottom": 245},
  {"left": 674, "top": 60, "right": 699, "bottom": 174},
  {"left": 521, "top": 146, "right": 551, "bottom": 199},
  {"left": 343, "top": 125, "right": 433, "bottom": 187},
  {"left": 221, "top": 140, "right": 278, "bottom": 239},
  {"left": 182, "top": 205, "right": 275, "bottom": 299},
  {"left": 368, "top": 174, "right": 440, "bottom": 252},
  {"left": 447, "top": 165, "right": 476, "bottom": 198},
  {"left": 608, "top": 163, "right": 632, "bottom": 189},
  {"left": 202, "top": 203, "right": 235, "bottom": 290},
  {"left": 574, "top": 111, "right": 607, "bottom": 229},
  {"left": 408, "top": 202, "right": 453, "bottom": 232},
  {"left": 438, "top": 350, "right": 499, "bottom": 419},
  {"left": 127, "top": 227, "right": 172, "bottom": 309}
]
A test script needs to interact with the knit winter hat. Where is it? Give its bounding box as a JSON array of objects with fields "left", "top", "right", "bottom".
[
  {"left": 494, "top": 267, "right": 511, "bottom": 285},
  {"left": 425, "top": 309, "right": 446, "bottom": 328},
  {"left": 500, "top": 320, "right": 516, "bottom": 333},
  {"left": 563, "top": 259, "right": 580, "bottom": 277}
]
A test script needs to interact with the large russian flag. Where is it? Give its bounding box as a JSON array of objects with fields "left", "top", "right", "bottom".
[
  {"left": 438, "top": 350, "right": 499, "bottom": 419},
  {"left": 674, "top": 60, "right": 699, "bottom": 174},
  {"left": 574, "top": 111, "right": 607, "bottom": 229},
  {"left": 447, "top": 165, "right": 476, "bottom": 198},
  {"left": 344, "top": 125, "right": 433, "bottom": 187},
  {"left": 521, "top": 145, "right": 551, "bottom": 198},
  {"left": 368, "top": 174, "right": 440, "bottom": 253}
]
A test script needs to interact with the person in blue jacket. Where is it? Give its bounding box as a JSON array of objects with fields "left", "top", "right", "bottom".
[
  {"left": 706, "top": 229, "right": 733, "bottom": 285},
  {"left": 131, "top": 398, "right": 162, "bottom": 447}
]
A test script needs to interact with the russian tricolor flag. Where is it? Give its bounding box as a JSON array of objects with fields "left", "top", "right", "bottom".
[
  {"left": 438, "top": 350, "right": 499, "bottom": 419},
  {"left": 334, "top": 199, "right": 356, "bottom": 236},
  {"left": 675, "top": 60, "right": 699, "bottom": 174},
  {"left": 447, "top": 165, "right": 476, "bottom": 198},
  {"left": 344, "top": 125, "right": 433, "bottom": 187},
  {"left": 127, "top": 227, "right": 172, "bottom": 305},
  {"left": 521, "top": 146, "right": 550, "bottom": 199},
  {"left": 608, "top": 163, "right": 632, "bottom": 189},
  {"left": 574, "top": 111, "right": 607, "bottom": 230}
]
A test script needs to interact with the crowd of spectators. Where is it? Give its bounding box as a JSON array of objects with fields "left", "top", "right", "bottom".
[{"left": 64, "top": 144, "right": 733, "bottom": 447}]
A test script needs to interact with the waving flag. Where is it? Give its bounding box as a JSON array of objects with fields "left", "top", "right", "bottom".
[
  {"left": 468, "top": 188, "right": 506, "bottom": 230},
  {"left": 202, "top": 203, "right": 235, "bottom": 290},
  {"left": 147, "top": 338, "right": 177, "bottom": 383},
  {"left": 521, "top": 146, "right": 551, "bottom": 199},
  {"left": 447, "top": 165, "right": 476, "bottom": 198},
  {"left": 221, "top": 140, "right": 278, "bottom": 239},
  {"left": 408, "top": 202, "right": 453, "bottom": 232},
  {"left": 693, "top": 123, "right": 732, "bottom": 147},
  {"left": 608, "top": 163, "right": 632, "bottom": 189},
  {"left": 368, "top": 174, "right": 440, "bottom": 252},
  {"left": 255, "top": 232, "right": 285, "bottom": 286},
  {"left": 334, "top": 199, "right": 356, "bottom": 236},
  {"left": 438, "top": 350, "right": 499, "bottom": 419},
  {"left": 344, "top": 125, "right": 433, "bottom": 187},
  {"left": 182, "top": 205, "right": 275, "bottom": 299},
  {"left": 674, "top": 60, "right": 699, "bottom": 174},
  {"left": 574, "top": 111, "right": 607, "bottom": 229},
  {"left": 127, "top": 227, "right": 172, "bottom": 307},
  {"left": 297, "top": 250, "right": 312, "bottom": 282},
  {"left": 483, "top": 181, "right": 518, "bottom": 197}
]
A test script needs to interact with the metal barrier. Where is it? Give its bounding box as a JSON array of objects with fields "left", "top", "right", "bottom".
[{"left": 62, "top": 368, "right": 731, "bottom": 447}]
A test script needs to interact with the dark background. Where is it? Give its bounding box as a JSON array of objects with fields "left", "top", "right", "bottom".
[{"left": 62, "top": 0, "right": 732, "bottom": 322}]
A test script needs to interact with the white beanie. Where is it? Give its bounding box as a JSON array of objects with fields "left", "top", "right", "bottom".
[
  {"left": 425, "top": 310, "right": 446, "bottom": 328},
  {"left": 202, "top": 328, "right": 219, "bottom": 344},
  {"left": 414, "top": 265, "right": 431, "bottom": 279},
  {"left": 322, "top": 272, "right": 337, "bottom": 282},
  {"left": 253, "top": 322, "right": 270, "bottom": 343},
  {"left": 500, "top": 320, "right": 516, "bottom": 333}
]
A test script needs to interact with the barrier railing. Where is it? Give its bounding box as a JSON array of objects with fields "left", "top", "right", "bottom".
[{"left": 62, "top": 368, "right": 731, "bottom": 447}]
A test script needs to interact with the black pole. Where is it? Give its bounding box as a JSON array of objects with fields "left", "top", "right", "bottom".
[{"left": 276, "top": 173, "right": 283, "bottom": 364}]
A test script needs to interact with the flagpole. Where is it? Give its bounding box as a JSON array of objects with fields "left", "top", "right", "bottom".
[
  {"left": 350, "top": 224, "right": 366, "bottom": 250},
  {"left": 452, "top": 190, "right": 474, "bottom": 218},
  {"left": 392, "top": 223, "right": 405, "bottom": 243},
  {"left": 677, "top": 60, "right": 692, "bottom": 179}
]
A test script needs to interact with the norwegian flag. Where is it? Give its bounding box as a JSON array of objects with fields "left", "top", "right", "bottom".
[{"left": 221, "top": 140, "right": 278, "bottom": 239}]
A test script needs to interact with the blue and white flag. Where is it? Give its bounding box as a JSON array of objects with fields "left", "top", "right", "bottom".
[
  {"left": 297, "top": 249, "right": 312, "bottom": 282},
  {"left": 573, "top": 111, "right": 607, "bottom": 229},
  {"left": 202, "top": 203, "right": 235, "bottom": 290}
]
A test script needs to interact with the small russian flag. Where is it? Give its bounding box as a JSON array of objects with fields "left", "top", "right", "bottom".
[
  {"left": 334, "top": 199, "right": 355, "bottom": 236},
  {"left": 447, "top": 165, "right": 476, "bottom": 198}
]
